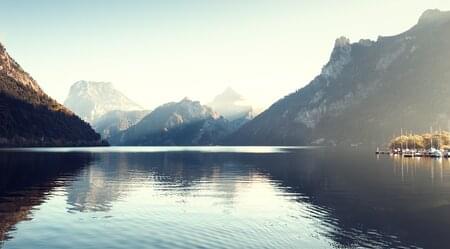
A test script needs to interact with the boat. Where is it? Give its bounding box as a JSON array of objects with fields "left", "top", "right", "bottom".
[
  {"left": 414, "top": 151, "right": 424, "bottom": 157},
  {"left": 426, "top": 129, "right": 442, "bottom": 157},
  {"left": 403, "top": 150, "right": 414, "bottom": 157},
  {"left": 428, "top": 148, "right": 442, "bottom": 158}
]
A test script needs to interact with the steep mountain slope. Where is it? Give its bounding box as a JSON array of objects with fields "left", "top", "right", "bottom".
[
  {"left": 64, "top": 81, "right": 143, "bottom": 123},
  {"left": 0, "top": 42, "right": 102, "bottom": 146},
  {"left": 93, "top": 110, "right": 150, "bottom": 139},
  {"left": 208, "top": 87, "right": 253, "bottom": 121},
  {"left": 227, "top": 9, "right": 450, "bottom": 146},
  {"left": 109, "top": 98, "right": 236, "bottom": 145}
]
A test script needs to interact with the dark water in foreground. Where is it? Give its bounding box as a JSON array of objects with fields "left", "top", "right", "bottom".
[{"left": 1, "top": 147, "right": 450, "bottom": 249}]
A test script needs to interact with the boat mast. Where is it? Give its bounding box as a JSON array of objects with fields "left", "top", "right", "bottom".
[
  {"left": 406, "top": 131, "right": 409, "bottom": 150},
  {"left": 401, "top": 128, "right": 403, "bottom": 151},
  {"left": 430, "top": 126, "right": 434, "bottom": 150},
  {"left": 439, "top": 127, "right": 441, "bottom": 150}
]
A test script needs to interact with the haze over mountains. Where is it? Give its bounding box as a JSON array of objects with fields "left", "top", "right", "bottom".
[
  {"left": 208, "top": 87, "right": 253, "bottom": 121},
  {"left": 92, "top": 110, "right": 150, "bottom": 139},
  {"left": 64, "top": 81, "right": 144, "bottom": 123},
  {"left": 109, "top": 98, "right": 236, "bottom": 146},
  {"left": 0, "top": 43, "right": 102, "bottom": 146},
  {"left": 227, "top": 9, "right": 450, "bottom": 146},
  {"left": 63, "top": 84, "right": 254, "bottom": 145},
  {"left": 2, "top": 9, "right": 450, "bottom": 147},
  {"left": 64, "top": 81, "right": 149, "bottom": 139}
]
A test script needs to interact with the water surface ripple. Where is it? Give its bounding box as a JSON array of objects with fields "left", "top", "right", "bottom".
[{"left": 0, "top": 147, "right": 449, "bottom": 248}]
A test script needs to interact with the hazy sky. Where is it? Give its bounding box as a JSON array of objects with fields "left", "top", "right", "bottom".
[{"left": 1, "top": 0, "right": 449, "bottom": 111}]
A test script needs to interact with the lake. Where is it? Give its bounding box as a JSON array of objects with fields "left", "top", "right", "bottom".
[{"left": 1, "top": 147, "right": 450, "bottom": 248}]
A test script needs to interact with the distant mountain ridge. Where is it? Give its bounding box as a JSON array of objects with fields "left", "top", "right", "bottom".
[
  {"left": 0, "top": 42, "right": 102, "bottom": 146},
  {"left": 227, "top": 9, "right": 450, "bottom": 146},
  {"left": 64, "top": 81, "right": 143, "bottom": 123},
  {"left": 109, "top": 98, "right": 218, "bottom": 145},
  {"left": 93, "top": 110, "right": 149, "bottom": 139}
]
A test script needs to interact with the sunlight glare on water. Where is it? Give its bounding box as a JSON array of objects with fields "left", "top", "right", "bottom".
[{"left": 1, "top": 147, "right": 450, "bottom": 248}]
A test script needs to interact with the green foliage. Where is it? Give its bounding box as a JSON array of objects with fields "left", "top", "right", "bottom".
[{"left": 0, "top": 91, "right": 103, "bottom": 147}]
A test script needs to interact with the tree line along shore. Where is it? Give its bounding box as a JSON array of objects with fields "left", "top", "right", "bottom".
[{"left": 389, "top": 131, "right": 450, "bottom": 150}]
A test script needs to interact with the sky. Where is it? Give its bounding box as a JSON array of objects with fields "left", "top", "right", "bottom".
[{"left": 1, "top": 0, "right": 450, "bottom": 111}]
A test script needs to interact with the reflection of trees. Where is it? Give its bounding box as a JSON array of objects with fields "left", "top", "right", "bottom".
[
  {"left": 64, "top": 150, "right": 445, "bottom": 247},
  {"left": 238, "top": 150, "right": 450, "bottom": 248},
  {"left": 0, "top": 152, "right": 93, "bottom": 243},
  {"left": 5, "top": 149, "right": 450, "bottom": 248}
]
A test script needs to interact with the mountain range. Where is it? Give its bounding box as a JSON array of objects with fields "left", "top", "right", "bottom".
[
  {"left": 3, "top": 9, "right": 450, "bottom": 147},
  {"left": 63, "top": 84, "right": 254, "bottom": 145},
  {"left": 227, "top": 9, "right": 450, "bottom": 147},
  {"left": 0, "top": 43, "right": 102, "bottom": 146},
  {"left": 109, "top": 98, "right": 234, "bottom": 145}
]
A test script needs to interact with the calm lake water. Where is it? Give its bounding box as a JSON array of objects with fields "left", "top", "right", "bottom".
[{"left": 1, "top": 147, "right": 450, "bottom": 248}]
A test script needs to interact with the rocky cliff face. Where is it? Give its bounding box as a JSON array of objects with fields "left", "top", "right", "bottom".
[
  {"left": 64, "top": 81, "right": 143, "bottom": 123},
  {"left": 227, "top": 9, "right": 450, "bottom": 146},
  {"left": 0, "top": 42, "right": 102, "bottom": 146}
]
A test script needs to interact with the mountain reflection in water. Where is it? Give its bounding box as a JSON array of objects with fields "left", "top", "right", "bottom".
[
  {"left": 0, "top": 153, "right": 93, "bottom": 242},
  {"left": 1, "top": 148, "right": 450, "bottom": 248}
]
